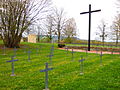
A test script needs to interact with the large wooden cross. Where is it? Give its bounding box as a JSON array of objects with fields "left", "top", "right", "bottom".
[{"left": 80, "top": 4, "right": 101, "bottom": 51}]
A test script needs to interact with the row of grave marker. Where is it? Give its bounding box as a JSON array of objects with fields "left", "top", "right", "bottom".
[
  {"left": 1, "top": 46, "right": 43, "bottom": 56},
  {"left": 1, "top": 45, "right": 120, "bottom": 59},
  {"left": 5, "top": 46, "right": 105, "bottom": 76},
  {"left": 6, "top": 46, "right": 105, "bottom": 90}
]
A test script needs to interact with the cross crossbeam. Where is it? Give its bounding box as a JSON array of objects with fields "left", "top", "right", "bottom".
[
  {"left": 79, "top": 59, "right": 85, "bottom": 62},
  {"left": 7, "top": 59, "right": 18, "bottom": 62},
  {"left": 40, "top": 68, "right": 53, "bottom": 72},
  {"left": 47, "top": 55, "right": 54, "bottom": 57},
  {"left": 80, "top": 9, "right": 101, "bottom": 14}
]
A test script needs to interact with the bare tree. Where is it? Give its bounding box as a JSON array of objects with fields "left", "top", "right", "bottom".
[
  {"left": 96, "top": 20, "right": 107, "bottom": 46},
  {"left": 63, "top": 18, "right": 76, "bottom": 38},
  {"left": 53, "top": 8, "right": 66, "bottom": 43},
  {"left": 111, "top": 14, "right": 120, "bottom": 46},
  {"left": 45, "top": 15, "right": 55, "bottom": 43},
  {"left": 0, "top": 0, "right": 52, "bottom": 48}
]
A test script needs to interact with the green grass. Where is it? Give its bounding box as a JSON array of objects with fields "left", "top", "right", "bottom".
[{"left": 0, "top": 42, "right": 120, "bottom": 90}]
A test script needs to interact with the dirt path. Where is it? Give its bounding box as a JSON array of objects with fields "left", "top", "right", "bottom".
[{"left": 58, "top": 48, "right": 120, "bottom": 55}]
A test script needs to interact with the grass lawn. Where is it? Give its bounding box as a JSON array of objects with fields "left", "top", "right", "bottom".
[{"left": 0, "top": 42, "right": 120, "bottom": 90}]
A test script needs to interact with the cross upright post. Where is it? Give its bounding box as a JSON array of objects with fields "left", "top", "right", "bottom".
[
  {"left": 13, "top": 47, "right": 17, "bottom": 57},
  {"left": 111, "top": 49, "right": 113, "bottom": 54},
  {"left": 47, "top": 46, "right": 54, "bottom": 65},
  {"left": 80, "top": 4, "right": 101, "bottom": 51},
  {"left": 36, "top": 47, "right": 39, "bottom": 55},
  {"left": 6, "top": 56, "right": 18, "bottom": 76},
  {"left": 40, "top": 63, "right": 53, "bottom": 90},
  {"left": 39, "top": 45, "right": 42, "bottom": 54},
  {"left": 85, "top": 48, "right": 88, "bottom": 57},
  {"left": 65, "top": 47, "right": 69, "bottom": 60},
  {"left": 50, "top": 45, "right": 54, "bottom": 55},
  {"left": 47, "top": 54, "right": 54, "bottom": 65}
]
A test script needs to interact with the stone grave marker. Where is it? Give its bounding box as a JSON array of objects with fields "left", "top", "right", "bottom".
[
  {"left": 71, "top": 49, "right": 75, "bottom": 61},
  {"left": 111, "top": 49, "right": 113, "bottom": 54},
  {"left": 79, "top": 56, "right": 85, "bottom": 75},
  {"left": 2, "top": 46, "right": 6, "bottom": 55},
  {"left": 22, "top": 46, "right": 27, "bottom": 53},
  {"left": 40, "top": 45, "right": 42, "bottom": 49},
  {"left": 96, "top": 47, "right": 98, "bottom": 54},
  {"left": 50, "top": 45, "right": 54, "bottom": 55},
  {"left": 40, "top": 63, "right": 53, "bottom": 90},
  {"left": 6, "top": 56, "right": 18, "bottom": 76},
  {"left": 27, "top": 50, "right": 31, "bottom": 62},
  {"left": 100, "top": 51, "right": 103, "bottom": 66},
  {"left": 85, "top": 48, "right": 88, "bottom": 57},
  {"left": 39, "top": 45, "right": 42, "bottom": 53},
  {"left": 65, "top": 47, "right": 69, "bottom": 55},
  {"left": 65, "top": 47, "right": 69, "bottom": 60},
  {"left": 36, "top": 47, "right": 39, "bottom": 55}
]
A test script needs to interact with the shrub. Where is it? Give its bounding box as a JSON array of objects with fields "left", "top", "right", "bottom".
[{"left": 58, "top": 43, "right": 65, "bottom": 48}]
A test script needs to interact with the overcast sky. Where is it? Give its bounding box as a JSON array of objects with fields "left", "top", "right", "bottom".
[{"left": 52, "top": 0, "right": 118, "bottom": 40}]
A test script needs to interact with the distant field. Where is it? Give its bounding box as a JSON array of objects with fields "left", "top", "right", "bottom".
[{"left": 0, "top": 42, "right": 120, "bottom": 89}]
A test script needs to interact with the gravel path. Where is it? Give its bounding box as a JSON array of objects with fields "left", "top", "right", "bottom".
[{"left": 58, "top": 48, "right": 120, "bottom": 55}]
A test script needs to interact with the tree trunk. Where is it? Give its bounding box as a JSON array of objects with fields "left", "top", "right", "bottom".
[
  {"left": 116, "top": 36, "right": 119, "bottom": 47},
  {"left": 37, "top": 32, "right": 40, "bottom": 43},
  {"left": 57, "top": 24, "right": 61, "bottom": 43},
  {"left": 3, "top": 35, "right": 22, "bottom": 48},
  {"left": 102, "top": 37, "right": 104, "bottom": 47},
  {"left": 58, "top": 32, "right": 60, "bottom": 43}
]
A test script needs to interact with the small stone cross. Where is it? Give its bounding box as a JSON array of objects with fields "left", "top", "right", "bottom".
[
  {"left": 6, "top": 56, "right": 18, "bottom": 76},
  {"left": 71, "top": 49, "right": 75, "bottom": 61},
  {"left": 40, "top": 63, "right": 53, "bottom": 90},
  {"left": 100, "top": 51, "right": 103, "bottom": 66},
  {"left": 27, "top": 50, "right": 31, "bottom": 62}
]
